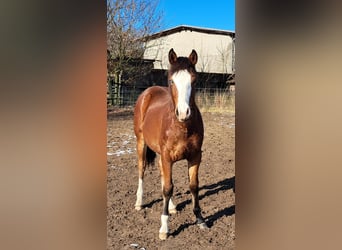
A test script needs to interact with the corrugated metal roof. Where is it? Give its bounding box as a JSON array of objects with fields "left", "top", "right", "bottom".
[{"left": 145, "top": 25, "right": 235, "bottom": 40}]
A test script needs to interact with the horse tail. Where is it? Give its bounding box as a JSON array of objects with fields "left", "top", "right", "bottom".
[{"left": 146, "top": 146, "right": 156, "bottom": 166}]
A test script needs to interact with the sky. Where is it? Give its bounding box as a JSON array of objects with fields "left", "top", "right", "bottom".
[{"left": 157, "top": 0, "right": 235, "bottom": 32}]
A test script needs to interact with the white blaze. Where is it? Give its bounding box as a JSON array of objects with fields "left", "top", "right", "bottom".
[{"left": 172, "top": 70, "right": 192, "bottom": 120}]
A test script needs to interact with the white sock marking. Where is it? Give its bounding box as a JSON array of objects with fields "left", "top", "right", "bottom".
[
  {"left": 169, "top": 198, "right": 176, "bottom": 211},
  {"left": 135, "top": 178, "right": 143, "bottom": 207},
  {"left": 159, "top": 214, "right": 169, "bottom": 234}
]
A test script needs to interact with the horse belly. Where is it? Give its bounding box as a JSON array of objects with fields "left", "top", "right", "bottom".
[{"left": 142, "top": 108, "right": 163, "bottom": 154}]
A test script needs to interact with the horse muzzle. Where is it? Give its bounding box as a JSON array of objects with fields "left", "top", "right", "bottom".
[{"left": 175, "top": 106, "right": 191, "bottom": 122}]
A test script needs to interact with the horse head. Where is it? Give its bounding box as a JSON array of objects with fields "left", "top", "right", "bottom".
[{"left": 168, "top": 48, "right": 198, "bottom": 122}]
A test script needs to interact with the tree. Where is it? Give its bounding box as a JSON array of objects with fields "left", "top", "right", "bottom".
[
  {"left": 216, "top": 39, "right": 235, "bottom": 90},
  {"left": 107, "top": 0, "right": 163, "bottom": 86}
]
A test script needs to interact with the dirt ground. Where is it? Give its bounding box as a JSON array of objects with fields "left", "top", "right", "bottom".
[{"left": 107, "top": 108, "right": 235, "bottom": 249}]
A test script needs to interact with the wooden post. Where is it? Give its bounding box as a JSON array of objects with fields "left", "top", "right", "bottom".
[
  {"left": 118, "top": 70, "right": 122, "bottom": 106},
  {"left": 113, "top": 72, "right": 119, "bottom": 106},
  {"left": 107, "top": 76, "right": 114, "bottom": 106}
]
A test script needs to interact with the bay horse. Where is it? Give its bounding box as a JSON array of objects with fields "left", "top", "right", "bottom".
[{"left": 133, "top": 48, "right": 207, "bottom": 240}]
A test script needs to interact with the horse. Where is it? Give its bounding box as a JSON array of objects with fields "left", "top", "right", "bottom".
[{"left": 133, "top": 48, "right": 207, "bottom": 240}]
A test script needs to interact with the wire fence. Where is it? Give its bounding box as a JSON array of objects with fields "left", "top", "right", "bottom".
[
  {"left": 107, "top": 82, "right": 142, "bottom": 107},
  {"left": 107, "top": 81, "right": 235, "bottom": 112}
]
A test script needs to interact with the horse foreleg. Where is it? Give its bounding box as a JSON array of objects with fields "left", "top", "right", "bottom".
[
  {"left": 158, "top": 157, "right": 177, "bottom": 214},
  {"left": 135, "top": 138, "right": 146, "bottom": 210},
  {"left": 159, "top": 157, "right": 173, "bottom": 240},
  {"left": 188, "top": 154, "right": 208, "bottom": 229}
]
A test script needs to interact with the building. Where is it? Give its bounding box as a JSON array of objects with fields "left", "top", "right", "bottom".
[
  {"left": 143, "top": 25, "right": 235, "bottom": 88},
  {"left": 107, "top": 25, "right": 235, "bottom": 106}
]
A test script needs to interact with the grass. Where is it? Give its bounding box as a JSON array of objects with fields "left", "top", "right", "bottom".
[{"left": 196, "top": 89, "right": 235, "bottom": 113}]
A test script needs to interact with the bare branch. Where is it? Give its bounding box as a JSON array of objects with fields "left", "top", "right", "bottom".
[{"left": 107, "top": 0, "right": 163, "bottom": 85}]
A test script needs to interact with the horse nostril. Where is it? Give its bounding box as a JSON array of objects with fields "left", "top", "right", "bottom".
[
  {"left": 175, "top": 108, "right": 179, "bottom": 117},
  {"left": 186, "top": 108, "right": 190, "bottom": 117}
]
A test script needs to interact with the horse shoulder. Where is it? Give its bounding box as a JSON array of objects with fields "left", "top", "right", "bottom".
[{"left": 135, "top": 86, "right": 169, "bottom": 122}]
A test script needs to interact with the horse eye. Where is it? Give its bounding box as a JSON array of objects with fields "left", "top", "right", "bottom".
[{"left": 169, "top": 80, "right": 174, "bottom": 85}]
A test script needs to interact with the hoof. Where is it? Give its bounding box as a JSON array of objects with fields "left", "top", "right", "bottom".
[
  {"left": 198, "top": 222, "right": 208, "bottom": 230},
  {"left": 169, "top": 208, "right": 177, "bottom": 214},
  {"left": 159, "top": 232, "right": 168, "bottom": 240},
  {"left": 135, "top": 206, "right": 142, "bottom": 211}
]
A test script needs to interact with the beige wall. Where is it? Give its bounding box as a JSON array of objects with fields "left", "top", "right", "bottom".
[{"left": 144, "top": 30, "right": 234, "bottom": 74}]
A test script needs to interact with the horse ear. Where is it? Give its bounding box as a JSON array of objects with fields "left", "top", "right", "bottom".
[
  {"left": 169, "top": 48, "right": 177, "bottom": 64},
  {"left": 189, "top": 49, "right": 198, "bottom": 65}
]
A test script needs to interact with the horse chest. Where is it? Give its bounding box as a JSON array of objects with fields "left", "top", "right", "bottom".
[{"left": 164, "top": 127, "right": 201, "bottom": 161}]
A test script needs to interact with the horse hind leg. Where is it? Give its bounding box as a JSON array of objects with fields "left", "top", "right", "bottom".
[
  {"left": 135, "top": 137, "right": 147, "bottom": 211},
  {"left": 135, "top": 135, "right": 157, "bottom": 210},
  {"left": 134, "top": 91, "right": 154, "bottom": 211},
  {"left": 188, "top": 155, "right": 208, "bottom": 229},
  {"left": 168, "top": 197, "right": 177, "bottom": 214}
]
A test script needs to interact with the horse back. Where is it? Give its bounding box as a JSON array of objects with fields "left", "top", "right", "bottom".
[{"left": 134, "top": 86, "right": 172, "bottom": 153}]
